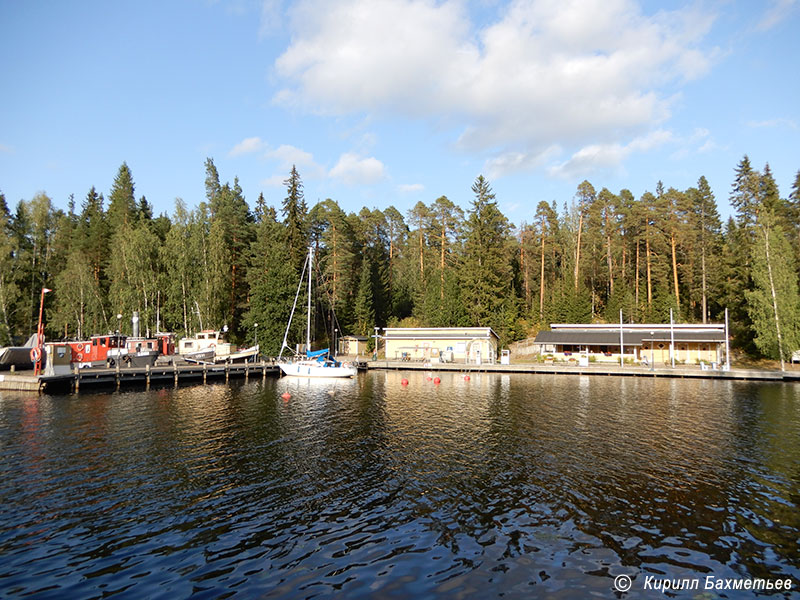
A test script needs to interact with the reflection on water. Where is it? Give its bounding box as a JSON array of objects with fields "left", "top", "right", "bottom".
[{"left": 0, "top": 373, "right": 798, "bottom": 598}]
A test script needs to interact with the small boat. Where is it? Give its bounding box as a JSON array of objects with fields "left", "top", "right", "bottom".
[
  {"left": 0, "top": 334, "right": 41, "bottom": 369},
  {"left": 277, "top": 247, "right": 356, "bottom": 378},
  {"left": 178, "top": 329, "right": 259, "bottom": 364},
  {"left": 278, "top": 348, "right": 357, "bottom": 378}
]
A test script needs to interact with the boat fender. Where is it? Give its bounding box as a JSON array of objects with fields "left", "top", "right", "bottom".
[
  {"left": 30, "top": 347, "right": 41, "bottom": 362},
  {"left": 433, "top": 377, "right": 441, "bottom": 384},
  {"left": 464, "top": 375, "right": 470, "bottom": 381},
  {"left": 401, "top": 378, "right": 409, "bottom": 386}
]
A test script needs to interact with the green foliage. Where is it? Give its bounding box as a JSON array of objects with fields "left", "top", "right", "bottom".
[
  {"left": 243, "top": 213, "right": 297, "bottom": 356},
  {"left": 2, "top": 155, "right": 799, "bottom": 365},
  {"left": 746, "top": 212, "right": 800, "bottom": 361},
  {"left": 460, "top": 175, "right": 512, "bottom": 327},
  {"left": 282, "top": 165, "right": 308, "bottom": 274},
  {"left": 354, "top": 256, "right": 375, "bottom": 336}
]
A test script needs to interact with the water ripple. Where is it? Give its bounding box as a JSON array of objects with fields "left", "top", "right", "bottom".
[{"left": 1, "top": 374, "right": 798, "bottom": 598}]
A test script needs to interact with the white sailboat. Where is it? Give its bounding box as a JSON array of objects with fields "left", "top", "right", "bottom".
[{"left": 277, "top": 247, "right": 357, "bottom": 378}]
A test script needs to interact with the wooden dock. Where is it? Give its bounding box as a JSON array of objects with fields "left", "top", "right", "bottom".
[
  {"left": 1, "top": 361, "right": 281, "bottom": 393},
  {"left": 366, "top": 360, "right": 799, "bottom": 381},
  {"left": 2, "top": 358, "right": 797, "bottom": 394}
]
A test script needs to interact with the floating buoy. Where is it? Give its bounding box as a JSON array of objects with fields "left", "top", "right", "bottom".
[
  {"left": 281, "top": 392, "right": 291, "bottom": 400},
  {"left": 426, "top": 376, "right": 432, "bottom": 381},
  {"left": 433, "top": 377, "right": 441, "bottom": 384},
  {"left": 401, "top": 378, "right": 409, "bottom": 386},
  {"left": 464, "top": 375, "right": 471, "bottom": 381}
]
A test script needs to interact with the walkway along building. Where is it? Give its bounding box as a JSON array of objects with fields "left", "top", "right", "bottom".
[
  {"left": 533, "top": 323, "right": 728, "bottom": 366},
  {"left": 382, "top": 327, "right": 500, "bottom": 364}
]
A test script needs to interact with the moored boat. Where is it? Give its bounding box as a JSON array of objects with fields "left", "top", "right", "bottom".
[
  {"left": 277, "top": 247, "right": 356, "bottom": 379},
  {"left": 178, "top": 329, "right": 259, "bottom": 363}
]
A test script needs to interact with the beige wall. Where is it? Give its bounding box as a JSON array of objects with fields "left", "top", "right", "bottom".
[{"left": 384, "top": 335, "right": 497, "bottom": 363}]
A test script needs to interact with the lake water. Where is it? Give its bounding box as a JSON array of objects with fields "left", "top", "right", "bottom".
[{"left": 1, "top": 372, "right": 798, "bottom": 599}]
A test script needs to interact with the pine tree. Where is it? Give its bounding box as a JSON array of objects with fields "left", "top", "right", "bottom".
[
  {"left": 687, "top": 176, "right": 722, "bottom": 323},
  {"left": 0, "top": 193, "right": 19, "bottom": 344},
  {"left": 460, "top": 175, "right": 511, "bottom": 330},
  {"left": 429, "top": 196, "right": 463, "bottom": 301},
  {"left": 533, "top": 200, "right": 558, "bottom": 323},
  {"left": 107, "top": 162, "right": 137, "bottom": 232},
  {"left": 282, "top": 165, "right": 308, "bottom": 274},
  {"left": 244, "top": 204, "right": 298, "bottom": 356},
  {"left": 208, "top": 180, "right": 253, "bottom": 337},
  {"left": 573, "top": 180, "right": 595, "bottom": 291},
  {"left": 354, "top": 256, "right": 375, "bottom": 336},
  {"left": 730, "top": 155, "right": 760, "bottom": 233}
]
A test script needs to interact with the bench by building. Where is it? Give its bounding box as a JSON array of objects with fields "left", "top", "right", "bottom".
[
  {"left": 533, "top": 323, "right": 727, "bottom": 366},
  {"left": 382, "top": 327, "right": 499, "bottom": 364}
]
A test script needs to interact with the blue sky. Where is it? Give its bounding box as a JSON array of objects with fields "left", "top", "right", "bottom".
[{"left": 1, "top": 0, "right": 798, "bottom": 226}]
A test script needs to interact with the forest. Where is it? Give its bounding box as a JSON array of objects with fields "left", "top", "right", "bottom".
[{"left": 1, "top": 156, "right": 800, "bottom": 360}]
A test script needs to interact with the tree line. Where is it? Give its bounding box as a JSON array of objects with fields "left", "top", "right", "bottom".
[{"left": 1, "top": 156, "right": 799, "bottom": 360}]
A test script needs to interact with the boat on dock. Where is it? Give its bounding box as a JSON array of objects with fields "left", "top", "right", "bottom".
[
  {"left": 0, "top": 334, "right": 41, "bottom": 369},
  {"left": 178, "top": 329, "right": 259, "bottom": 364},
  {"left": 67, "top": 333, "right": 168, "bottom": 368}
]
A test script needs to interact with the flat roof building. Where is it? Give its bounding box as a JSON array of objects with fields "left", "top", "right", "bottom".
[
  {"left": 533, "top": 323, "right": 727, "bottom": 366},
  {"left": 382, "top": 327, "right": 500, "bottom": 365}
]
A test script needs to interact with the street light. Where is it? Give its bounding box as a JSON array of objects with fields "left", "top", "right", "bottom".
[
  {"left": 334, "top": 327, "right": 338, "bottom": 357},
  {"left": 650, "top": 331, "right": 655, "bottom": 371},
  {"left": 253, "top": 323, "right": 258, "bottom": 364}
]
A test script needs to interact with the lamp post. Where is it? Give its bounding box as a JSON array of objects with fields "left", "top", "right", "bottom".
[
  {"left": 373, "top": 327, "right": 379, "bottom": 361},
  {"left": 650, "top": 331, "right": 655, "bottom": 371},
  {"left": 253, "top": 323, "right": 258, "bottom": 364},
  {"left": 334, "top": 327, "right": 338, "bottom": 357},
  {"left": 33, "top": 288, "right": 51, "bottom": 376}
]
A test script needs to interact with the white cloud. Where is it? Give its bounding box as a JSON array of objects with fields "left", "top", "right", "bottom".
[
  {"left": 485, "top": 145, "right": 561, "bottom": 178},
  {"left": 747, "top": 118, "right": 798, "bottom": 130},
  {"left": 265, "top": 144, "right": 326, "bottom": 179},
  {"left": 549, "top": 130, "right": 672, "bottom": 178},
  {"left": 398, "top": 183, "right": 425, "bottom": 193},
  {"left": 274, "top": 0, "right": 717, "bottom": 176},
  {"left": 229, "top": 136, "right": 266, "bottom": 156},
  {"left": 260, "top": 174, "right": 287, "bottom": 188},
  {"left": 329, "top": 153, "right": 386, "bottom": 185},
  {"left": 756, "top": 0, "right": 797, "bottom": 31}
]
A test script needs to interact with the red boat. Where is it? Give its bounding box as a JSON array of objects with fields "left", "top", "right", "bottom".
[{"left": 68, "top": 332, "right": 175, "bottom": 368}]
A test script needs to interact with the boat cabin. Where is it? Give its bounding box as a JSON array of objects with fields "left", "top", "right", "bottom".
[
  {"left": 68, "top": 334, "right": 127, "bottom": 364},
  {"left": 178, "top": 330, "right": 234, "bottom": 356}
]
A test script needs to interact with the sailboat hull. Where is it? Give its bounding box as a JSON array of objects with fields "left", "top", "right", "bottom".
[{"left": 278, "top": 361, "right": 357, "bottom": 378}]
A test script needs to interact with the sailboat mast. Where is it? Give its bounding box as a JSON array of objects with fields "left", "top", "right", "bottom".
[{"left": 306, "top": 246, "right": 313, "bottom": 354}]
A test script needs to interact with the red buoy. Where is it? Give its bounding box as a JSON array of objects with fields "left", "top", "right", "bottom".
[
  {"left": 426, "top": 376, "right": 432, "bottom": 381},
  {"left": 433, "top": 377, "right": 441, "bottom": 384},
  {"left": 401, "top": 378, "right": 409, "bottom": 386},
  {"left": 281, "top": 392, "right": 291, "bottom": 400},
  {"left": 464, "top": 375, "right": 471, "bottom": 381}
]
